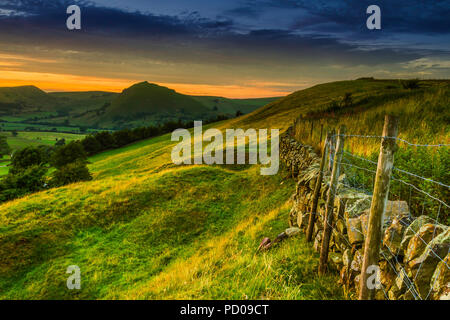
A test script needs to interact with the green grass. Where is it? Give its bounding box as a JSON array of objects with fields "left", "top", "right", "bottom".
[
  {"left": 0, "top": 131, "right": 86, "bottom": 176},
  {"left": 0, "top": 130, "right": 344, "bottom": 299},
  {"left": 0, "top": 131, "right": 85, "bottom": 149},
  {"left": 1, "top": 78, "right": 446, "bottom": 300}
]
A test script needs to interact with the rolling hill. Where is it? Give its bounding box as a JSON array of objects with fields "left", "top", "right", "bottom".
[
  {"left": 92, "top": 81, "right": 213, "bottom": 128},
  {"left": 0, "top": 78, "right": 448, "bottom": 299},
  {"left": 0, "top": 83, "right": 281, "bottom": 131}
]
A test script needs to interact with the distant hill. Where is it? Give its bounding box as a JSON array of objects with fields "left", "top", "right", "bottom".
[
  {"left": 0, "top": 85, "right": 49, "bottom": 105},
  {"left": 93, "top": 82, "right": 213, "bottom": 128},
  {"left": 0, "top": 86, "right": 55, "bottom": 115},
  {"left": 0, "top": 82, "right": 280, "bottom": 130}
]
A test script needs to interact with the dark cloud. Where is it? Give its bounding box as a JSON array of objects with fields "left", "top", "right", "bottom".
[
  {"left": 0, "top": 0, "right": 448, "bottom": 87},
  {"left": 283, "top": 0, "right": 450, "bottom": 35}
]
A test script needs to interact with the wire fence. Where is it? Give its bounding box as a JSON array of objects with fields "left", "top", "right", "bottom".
[{"left": 322, "top": 131, "right": 449, "bottom": 300}]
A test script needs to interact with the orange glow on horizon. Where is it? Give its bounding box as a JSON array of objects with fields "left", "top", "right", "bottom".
[{"left": 0, "top": 70, "right": 292, "bottom": 98}]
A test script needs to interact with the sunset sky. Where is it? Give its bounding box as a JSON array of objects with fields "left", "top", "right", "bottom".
[{"left": 0, "top": 0, "right": 449, "bottom": 98}]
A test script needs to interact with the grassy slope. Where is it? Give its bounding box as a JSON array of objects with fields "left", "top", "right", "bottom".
[
  {"left": 192, "top": 96, "right": 281, "bottom": 114},
  {"left": 0, "top": 83, "right": 279, "bottom": 130},
  {"left": 5, "top": 78, "right": 446, "bottom": 299},
  {"left": 0, "top": 86, "right": 51, "bottom": 108},
  {"left": 0, "top": 129, "right": 344, "bottom": 299}
]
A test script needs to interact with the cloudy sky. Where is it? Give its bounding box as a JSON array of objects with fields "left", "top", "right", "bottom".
[{"left": 0, "top": 0, "right": 449, "bottom": 97}]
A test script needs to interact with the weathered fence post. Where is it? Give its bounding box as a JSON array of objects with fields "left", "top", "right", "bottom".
[
  {"left": 359, "top": 114, "right": 399, "bottom": 300},
  {"left": 318, "top": 126, "right": 345, "bottom": 275},
  {"left": 328, "top": 129, "right": 336, "bottom": 172},
  {"left": 306, "top": 132, "right": 329, "bottom": 242}
]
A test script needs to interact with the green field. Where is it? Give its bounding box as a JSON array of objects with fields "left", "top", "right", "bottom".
[
  {"left": 0, "top": 131, "right": 86, "bottom": 176},
  {"left": 0, "top": 131, "right": 85, "bottom": 149},
  {"left": 0, "top": 79, "right": 448, "bottom": 299}
]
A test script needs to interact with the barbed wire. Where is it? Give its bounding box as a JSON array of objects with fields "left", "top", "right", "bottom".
[
  {"left": 321, "top": 135, "right": 449, "bottom": 300},
  {"left": 331, "top": 134, "right": 450, "bottom": 148},
  {"left": 391, "top": 176, "right": 450, "bottom": 209},
  {"left": 392, "top": 166, "right": 450, "bottom": 189}
]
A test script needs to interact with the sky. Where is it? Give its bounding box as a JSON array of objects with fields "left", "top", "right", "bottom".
[{"left": 0, "top": 0, "right": 449, "bottom": 98}]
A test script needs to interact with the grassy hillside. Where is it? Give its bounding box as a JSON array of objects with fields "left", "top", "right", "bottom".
[
  {"left": 193, "top": 96, "right": 280, "bottom": 114},
  {"left": 0, "top": 83, "right": 279, "bottom": 131},
  {"left": 0, "top": 78, "right": 447, "bottom": 299},
  {"left": 96, "top": 82, "right": 213, "bottom": 128},
  {"left": 234, "top": 79, "right": 449, "bottom": 136},
  {"left": 0, "top": 86, "right": 51, "bottom": 107},
  {"left": 0, "top": 129, "right": 343, "bottom": 299}
]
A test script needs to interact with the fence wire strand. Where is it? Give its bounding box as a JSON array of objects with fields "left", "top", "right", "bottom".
[{"left": 318, "top": 134, "right": 449, "bottom": 300}]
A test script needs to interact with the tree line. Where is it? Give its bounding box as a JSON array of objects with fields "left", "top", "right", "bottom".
[{"left": 0, "top": 115, "right": 233, "bottom": 203}]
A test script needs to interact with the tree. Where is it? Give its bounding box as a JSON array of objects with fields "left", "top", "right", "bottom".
[
  {"left": 112, "top": 129, "right": 133, "bottom": 147},
  {"left": 81, "top": 135, "right": 102, "bottom": 156},
  {"left": 94, "top": 131, "right": 115, "bottom": 150},
  {"left": 51, "top": 161, "right": 92, "bottom": 187},
  {"left": 51, "top": 141, "right": 87, "bottom": 169},
  {"left": 0, "top": 165, "right": 47, "bottom": 202},
  {"left": 0, "top": 136, "right": 11, "bottom": 158},
  {"left": 236, "top": 110, "right": 244, "bottom": 117},
  {"left": 10, "top": 146, "right": 47, "bottom": 174},
  {"left": 11, "top": 130, "right": 18, "bottom": 137}
]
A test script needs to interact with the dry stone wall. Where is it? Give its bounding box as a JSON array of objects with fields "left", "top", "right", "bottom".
[{"left": 279, "top": 129, "right": 450, "bottom": 300}]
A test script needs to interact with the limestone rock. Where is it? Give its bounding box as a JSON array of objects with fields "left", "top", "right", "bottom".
[
  {"left": 285, "top": 227, "right": 301, "bottom": 237},
  {"left": 388, "top": 283, "right": 403, "bottom": 300},
  {"left": 383, "top": 214, "right": 413, "bottom": 256},
  {"left": 407, "top": 228, "right": 450, "bottom": 299},
  {"left": 383, "top": 200, "right": 410, "bottom": 226},
  {"left": 429, "top": 253, "right": 450, "bottom": 300},
  {"left": 347, "top": 217, "right": 364, "bottom": 246},
  {"left": 314, "top": 231, "right": 323, "bottom": 252},
  {"left": 350, "top": 249, "right": 363, "bottom": 273},
  {"left": 333, "top": 229, "right": 350, "bottom": 252},
  {"left": 336, "top": 218, "right": 347, "bottom": 234},
  {"left": 343, "top": 249, "right": 353, "bottom": 268},
  {"left": 288, "top": 207, "right": 298, "bottom": 228},
  {"left": 379, "top": 259, "right": 396, "bottom": 292},
  {"left": 297, "top": 212, "right": 310, "bottom": 230},
  {"left": 328, "top": 252, "right": 343, "bottom": 272},
  {"left": 400, "top": 215, "right": 436, "bottom": 254},
  {"left": 405, "top": 223, "right": 445, "bottom": 263},
  {"left": 345, "top": 195, "right": 372, "bottom": 219}
]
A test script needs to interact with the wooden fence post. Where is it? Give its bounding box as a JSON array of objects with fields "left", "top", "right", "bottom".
[
  {"left": 306, "top": 132, "right": 329, "bottom": 242},
  {"left": 359, "top": 115, "right": 399, "bottom": 300},
  {"left": 328, "top": 129, "right": 336, "bottom": 172},
  {"left": 318, "top": 126, "right": 345, "bottom": 275}
]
